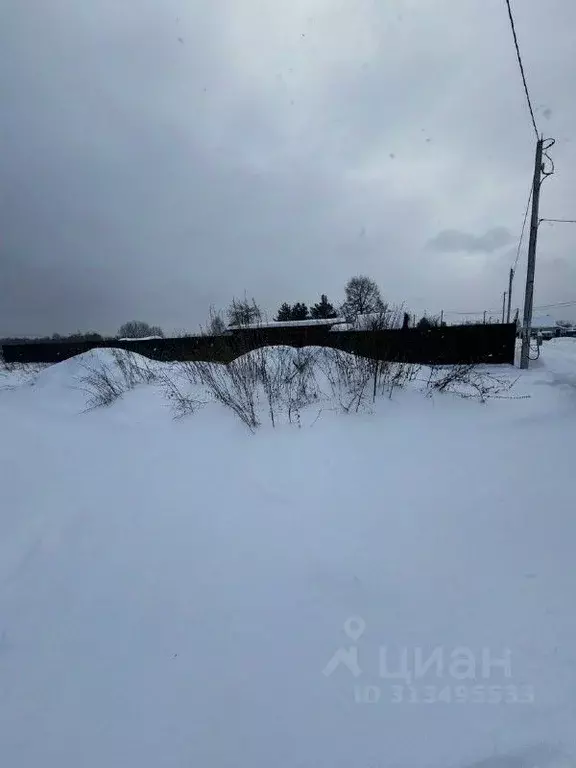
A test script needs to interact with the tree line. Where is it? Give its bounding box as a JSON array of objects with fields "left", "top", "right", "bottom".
[
  {"left": 1, "top": 321, "right": 165, "bottom": 346},
  {"left": 1, "top": 275, "right": 462, "bottom": 345}
]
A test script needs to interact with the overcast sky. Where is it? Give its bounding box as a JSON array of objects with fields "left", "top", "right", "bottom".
[{"left": 2, "top": 0, "right": 575, "bottom": 336}]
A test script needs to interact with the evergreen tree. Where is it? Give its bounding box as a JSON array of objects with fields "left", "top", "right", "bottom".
[
  {"left": 275, "top": 302, "right": 293, "bottom": 322},
  {"left": 290, "top": 302, "right": 309, "bottom": 321},
  {"left": 310, "top": 294, "right": 338, "bottom": 319},
  {"left": 417, "top": 315, "right": 439, "bottom": 329}
]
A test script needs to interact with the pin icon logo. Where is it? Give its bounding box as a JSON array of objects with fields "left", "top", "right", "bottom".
[
  {"left": 322, "top": 617, "right": 366, "bottom": 678},
  {"left": 344, "top": 617, "right": 365, "bottom": 642}
]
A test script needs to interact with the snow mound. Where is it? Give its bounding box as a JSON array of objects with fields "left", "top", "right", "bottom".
[
  {"left": 0, "top": 362, "right": 49, "bottom": 390},
  {"left": 30, "top": 348, "right": 158, "bottom": 392}
]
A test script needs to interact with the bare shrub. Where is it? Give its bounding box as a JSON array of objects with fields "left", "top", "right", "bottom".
[
  {"left": 425, "top": 363, "right": 517, "bottom": 403},
  {"left": 160, "top": 347, "right": 323, "bottom": 429},
  {"left": 330, "top": 304, "right": 410, "bottom": 405},
  {"left": 192, "top": 354, "right": 261, "bottom": 431},
  {"left": 79, "top": 358, "right": 127, "bottom": 409},
  {"left": 252, "top": 346, "right": 290, "bottom": 427},
  {"left": 318, "top": 345, "right": 419, "bottom": 411},
  {"left": 256, "top": 346, "right": 322, "bottom": 425},
  {"left": 0, "top": 356, "right": 50, "bottom": 390},
  {"left": 79, "top": 349, "right": 159, "bottom": 409},
  {"left": 377, "top": 360, "right": 421, "bottom": 399},
  {"left": 158, "top": 366, "right": 205, "bottom": 418},
  {"left": 110, "top": 348, "right": 157, "bottom": 387},
  {"left": 282, "top": 348, "right": 322, "bottom": 423},
  {"left": 318, "top": 349, "right": 374, "bottom": 412}
]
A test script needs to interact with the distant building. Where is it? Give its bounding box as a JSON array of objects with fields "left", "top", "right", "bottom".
[
  {"left": 526, "top": 315, "right": 564, "bottom": 340},
  {"left": 530, "top": 314, "right": 557, "bottom": 331},
  {"left": 227, "top": 317, "right": 345, "bottom": 332}
]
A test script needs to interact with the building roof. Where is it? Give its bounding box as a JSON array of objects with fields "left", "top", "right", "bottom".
[
  {"left": 228, "top": 318, "right": 345, "bottom": 330},
  {"left": 118, "top": 336, "right": 164, "bottom": 341}
]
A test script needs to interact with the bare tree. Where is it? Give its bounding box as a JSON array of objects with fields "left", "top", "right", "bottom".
[
  {"left": 341, "top": 276, "right": 385, "bottom": 320},
  {"left": 118, "top": 321, "right": 164, "bottom": 339},
  {"left": 209, "top": 315, "right": 227, "bottom": 335},
  {"left": 227, "top": 297, "right": 262, "bottom": 327},
  {"left": 200, "top": 306, "right": 227, "bottom": 336}
]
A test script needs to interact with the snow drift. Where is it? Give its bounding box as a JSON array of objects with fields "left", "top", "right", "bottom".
[{"left": 1, "top": 341, "right": 576, "bottom": 767}]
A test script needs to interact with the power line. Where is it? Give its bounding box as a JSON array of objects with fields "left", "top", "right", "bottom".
[
  {"left": 442, "top": 299, "right": 576, "bottom": 316},
  {"left": 503, "top": 0, "right": 540, "bottom": 139},
  {"left": 513, "top": 184, "right": 532, "bottom": 273},
  {"left": 443, "top": 309, "right": 506, "bottom": 316},
  {"left": 533, "top": 300, "right": 576, "bottom": 309}
]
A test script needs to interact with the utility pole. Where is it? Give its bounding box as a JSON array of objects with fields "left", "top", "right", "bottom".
[
  {"left": 483, "top": 310, "right": 487, "bottom": 324},
  {"left": 506, "top": 267, "right": 514, "bottom": 323},
  {"left": 440, "top": 310, "right": 444, "bottom": 325},
  {"left": 501, "top": 291, "right": 507, "bottom": 323},
  {"left": 520, "top": 137, "right": 544, "bottom": 369}
]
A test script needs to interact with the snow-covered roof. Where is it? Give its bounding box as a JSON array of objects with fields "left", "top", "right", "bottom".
[
  {"left": 348, "top": 310, "right": 395, "bottom": 323},
  {"left": 331, "top": 310, "right": 403, "bottom": 332},
  {"left": 118, "top": 336, "right": 163, "bottom": 341},
  {"left": 228, "top": 318, "right": 346, "bottom": 330}
]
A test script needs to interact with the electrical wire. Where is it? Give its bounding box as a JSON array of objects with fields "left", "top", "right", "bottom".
[
  {"left": 441, "top": 299, "right": 576, "bottom": 316},
  {"left": 442, "top": 310, "right": 500, "bottom": 316},
  {"left": 540, "top": 138, "right": 556, "bottom": 183},
  {"left": 513, "top": 185, "right": 532, "bottom": 273},
  {"left": 503, "top": 0, "right": 540, "bottom": 139},
  {"left": 533, "top": 300, "right": 576, "bottom": 309},
  {"left": 528, "top": 339, "right": 541, "bottom": 361}
]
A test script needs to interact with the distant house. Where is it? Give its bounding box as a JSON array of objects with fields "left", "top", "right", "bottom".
[
  {"left": 226, "top": 317, "right": 346, "bottom": 332},
  {"left": 528, "top": 315, "right": 558, "bottom": 340},
  {"left": 333, "top": 311, "right": 403, "bottom": 332},
  {"left": 223, "top": 317, "right": 347, "bottom": 349},
  {"left": 530, "top": 315, "right": 557, "bottom": 331}
]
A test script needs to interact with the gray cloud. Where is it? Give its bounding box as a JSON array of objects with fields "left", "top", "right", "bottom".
[
  {"left": 427, "top": 227, "right": 515, "bottom": 254},
  {"left": 1, "top": 0, "right": 576, "bottom": 336}
]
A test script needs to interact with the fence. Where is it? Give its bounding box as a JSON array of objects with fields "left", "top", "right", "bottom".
[{"left": 1, "top": 323, "right": 516, "bottom": 366}]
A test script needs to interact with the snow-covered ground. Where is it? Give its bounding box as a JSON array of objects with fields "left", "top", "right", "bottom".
[{"left": 1, "top": 340, "right": 575, "bottom": 768}]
